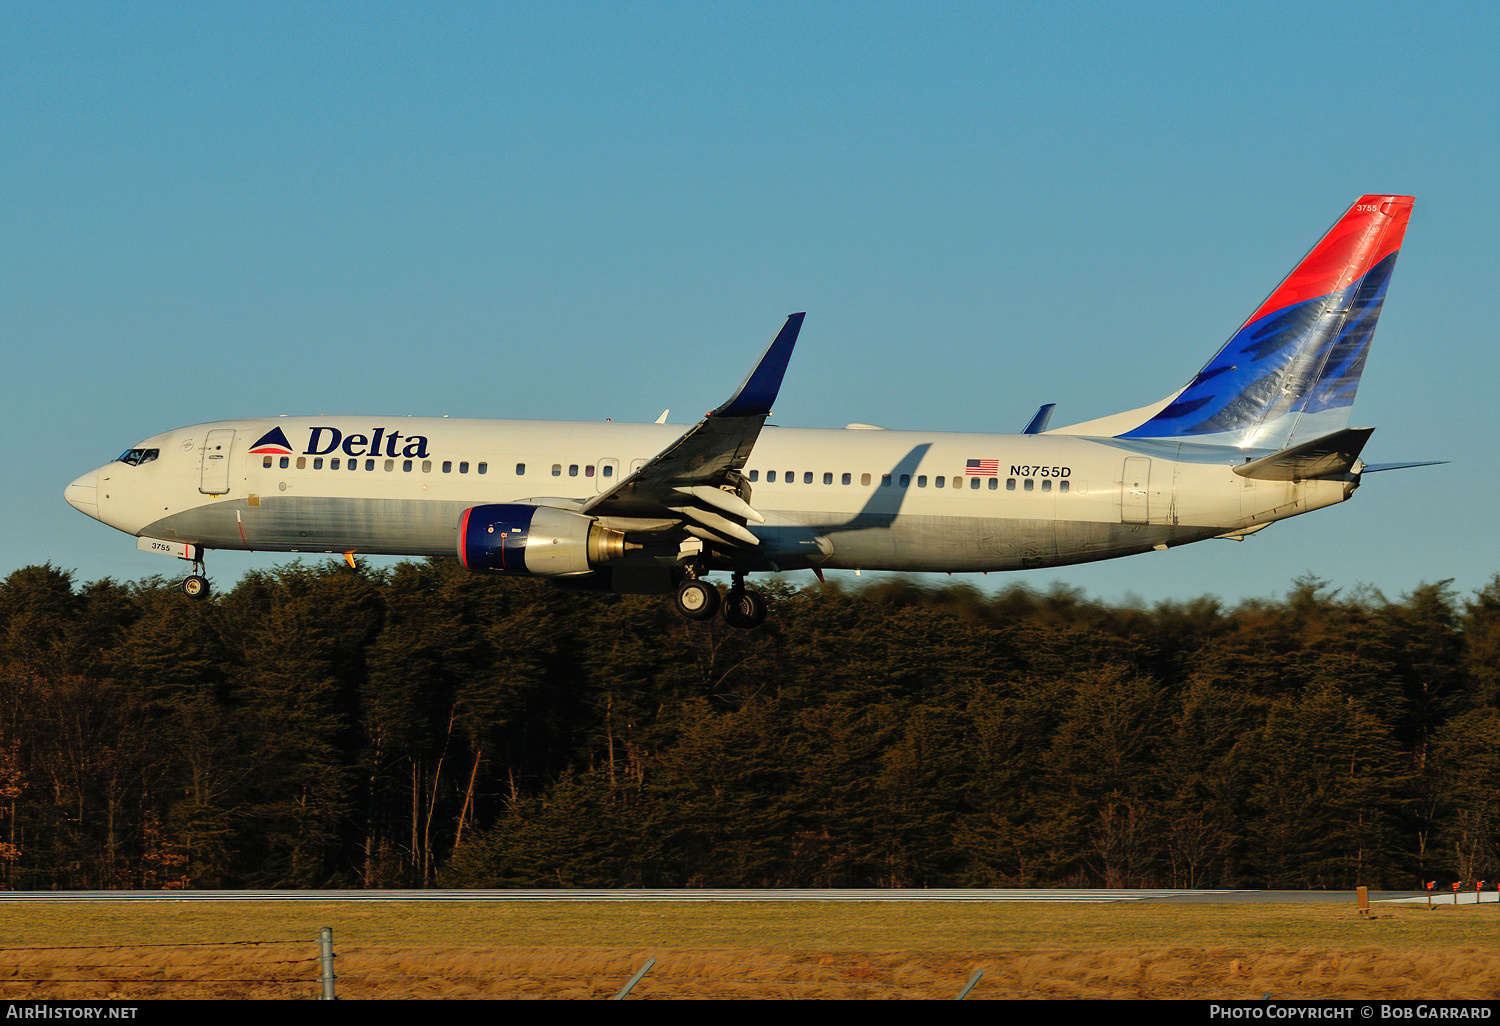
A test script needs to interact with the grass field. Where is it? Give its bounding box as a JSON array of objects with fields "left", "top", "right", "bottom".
[{"left": 2, "top": 899, "right": 1498, "bottom": 1000}]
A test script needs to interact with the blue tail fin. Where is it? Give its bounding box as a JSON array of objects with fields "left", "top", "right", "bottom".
[{"left": 1059, "top": 196, "right": 1414, "bottom": 449}]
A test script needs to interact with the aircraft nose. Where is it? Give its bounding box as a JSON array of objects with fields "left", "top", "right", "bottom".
[{"left": 65, "top": 471, "right": 99, "bottom": 517}]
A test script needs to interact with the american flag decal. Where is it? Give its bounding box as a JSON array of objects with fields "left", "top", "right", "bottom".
[{"left": 965, "top": 459, "right": 999, "bottom": 476}]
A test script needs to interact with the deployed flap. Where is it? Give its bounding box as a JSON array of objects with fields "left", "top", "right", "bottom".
[
  {"left": 1232, "top": 426, "right": 1374, "bottom": 481},
  {"left": 581, "top": 314, "right": 805, "bottom": 539}
]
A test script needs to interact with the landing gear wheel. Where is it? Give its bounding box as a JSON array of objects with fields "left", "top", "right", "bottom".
[
  {"left": 722, "top": 588, "right": 767, "bottom": 629},
  {"left": 182, "top": 575, "right": 210, "bottom": 600},
  {"left": 674, "top": 579, "right": 721, "bottom": 621}
]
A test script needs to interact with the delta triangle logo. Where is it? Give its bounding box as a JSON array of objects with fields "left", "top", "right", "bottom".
[{"left": 248, "top": 426, "right": 295, "bottom": 455}]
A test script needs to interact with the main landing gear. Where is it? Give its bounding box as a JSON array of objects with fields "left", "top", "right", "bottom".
[
  {"left": 673, "top": 571, "right": 766, "bottom": 629},
  {"left": 721, "top": 584, "right": 767, "bottom": 630}
]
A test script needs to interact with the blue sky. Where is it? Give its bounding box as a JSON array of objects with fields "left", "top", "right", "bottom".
[{"left": 4, "top": 1, "right": 1497, "bottom": 607}]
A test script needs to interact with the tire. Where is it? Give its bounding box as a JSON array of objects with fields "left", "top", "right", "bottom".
[
  {"left": 182, "top": 575, "right": 211, "bottom": 600},
  {"left": 722, "top": 588, "right": 766, "bottom": 629},
  {"left": 674, "top": 579, "right": 720, "bottom": 621}
]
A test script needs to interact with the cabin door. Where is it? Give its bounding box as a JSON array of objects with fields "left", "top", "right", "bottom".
[
  {"left": 1121, "top": 457, "right": 1150, "bottom": 524},
  {"left": 199, "top": 429, "right": 235, "bottom": 495}
]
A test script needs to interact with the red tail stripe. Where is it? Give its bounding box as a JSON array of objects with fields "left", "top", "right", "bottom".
[{"left": 1244, "top": 195, "right": 1413, "bottom": 325}]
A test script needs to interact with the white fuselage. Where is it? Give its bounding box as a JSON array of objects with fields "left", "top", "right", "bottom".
[{"left": 65, "top": 416, "right": 1359, "bottom": 578}]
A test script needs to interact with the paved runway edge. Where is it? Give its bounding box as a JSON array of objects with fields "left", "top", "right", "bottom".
[{"left": 0, "top": 888, "right": 1436, "bottom": 904}]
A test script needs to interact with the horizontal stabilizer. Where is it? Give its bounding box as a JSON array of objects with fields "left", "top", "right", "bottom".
[
  {"left": 1232, "top": 427, "right": 1374, "bottom": 481},
  {"left": 1362, "top": 460, "right": 1448, "bottom": 474}
]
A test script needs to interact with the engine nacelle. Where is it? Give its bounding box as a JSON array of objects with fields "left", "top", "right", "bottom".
[{"left": 458, "top": 503, "right": 628, "bottom": 576}]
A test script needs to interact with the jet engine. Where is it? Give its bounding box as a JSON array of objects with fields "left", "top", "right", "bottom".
[{"left": 458, "top": 504, "right": 629, "bottom": 576}]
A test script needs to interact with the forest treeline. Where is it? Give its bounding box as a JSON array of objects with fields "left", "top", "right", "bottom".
[{"left": 0, "top": 558, "right": 1497, "bottom": 891}]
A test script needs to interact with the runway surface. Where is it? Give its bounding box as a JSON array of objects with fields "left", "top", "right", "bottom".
[{"left": 0, "top": 888, "right": 1435, "bottom": 904}]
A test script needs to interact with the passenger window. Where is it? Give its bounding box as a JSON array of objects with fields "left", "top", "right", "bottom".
[
  {"left": 917, "top": 476, "right": 927, "bottom": 487},
  {"left": 569, "top": 465, "right": 579, "bottom": 477},
  {"left": 585, "top": 465, "right": 594, "bottom": 477},
  {"left": 515, "top": 463, "right": 524, "bottom": 475},
  {"left": 900, "top": 474, "right": 910, "bottom": 487},
  {"left": 331, "top": 458, "right": 341, "bottom": 470},
  {"left": 988, "top": 477, "right": 997, "bottom": 490},
  {"left": 1024, "top": 478, "right": 1034, "bottom": 491},
  {"left": 953, "top": 476, "right": 962, "bottom": 489},
  {"left": 403, "top": 460, "right": 413, "bottom": 472},
  {"left": 478, "top": 463, "right": 487, "bottom": 475},
  {"left": 1006, "top": 478, "right": 1016, "bottom": 490},
  {"left": 551, "top": 464, "right": 561, "bottom": 476},
  {"left": 842, "top": 473, "right": 852, "bottom": 485},
  {"left": 785, "top": 470, "right": 794, "bottom": 482},
  {"left": 279, "top": 457, "right": 289, "bottom": 469},
  {"left": 443, "top": 461, "right": 453, "bottom": 473},
  {"left": 861, "top": 473, "right": 871, "bottom": 486},
  {"left": 602, "top": 464, "right": 612, "bottom": 477},
  {"left": 263, "top": 456, "right": 273, "bottom": 468},
  {"left": 1060, "top": 481, "right": 1070, "bottom": 493},
  {"left": 1042, "top": 479, "right": 1052, "bottom": 492},
  {"left": 935, "top": 476, "right": 944, "bottom": 488},
  {"left": 296, "top": 457, "right": 306, "bottom": 470},
  {"left": 749, "top": 470, "right": 759, "bottom": 482},
  {"left": 365, "top": 459, "right": 376, "bottom": 471},
  {"left": 459, "top": 461, "right": 470, "bottom": 474},
  {"left": 970, "top": 477, "right": 979, "bottom": 489},
  {"left": 823, "top": 472, "right": 833, "bottom": 485},
  {"left": 422, "top": 460, "right": 432, "bottom": 473},
  {"left": 881, "top": 474, "right": 891, "bottom": 487},
  {"left": 803, "top": 472, "right": 813, "bottom": 484},
  {"left": 767, "top": 471, "right": 776, "bottom": 483},
  {"left": 384, "top": 459, "right": 395, "bottom": 472}
]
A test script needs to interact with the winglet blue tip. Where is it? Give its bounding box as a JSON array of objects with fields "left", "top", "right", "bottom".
[
  {"left": 1022, "top": 403, "right": 1056, "bottom": 435},
  {"left": 712, "top": 313, "right": 805, "bottom": 418}
]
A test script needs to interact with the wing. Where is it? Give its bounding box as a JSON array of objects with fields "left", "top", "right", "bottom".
[{"left": 582, "top": 313, "right": 804, "bottom": 548}]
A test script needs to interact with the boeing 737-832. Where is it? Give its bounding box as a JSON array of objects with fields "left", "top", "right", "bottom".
[{"left": 65, "top": 195, "right": 1434, "bottom": 628}]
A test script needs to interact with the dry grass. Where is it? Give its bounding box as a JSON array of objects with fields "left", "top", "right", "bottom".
[{"left": 1, "top": 900, "right": 1497, "bottom": 999}]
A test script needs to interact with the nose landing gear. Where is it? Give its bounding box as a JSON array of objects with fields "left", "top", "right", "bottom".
[{"left": 181, "top": 555, "right": 211, "bottom": 601}]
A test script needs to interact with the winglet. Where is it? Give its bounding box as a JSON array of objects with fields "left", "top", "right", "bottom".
[
  {"left": 1022, "top": 403, "right": 1056, "bottom": 435},
  {"left": 711, "top": 313, "right": 805, "bottom": 418}
]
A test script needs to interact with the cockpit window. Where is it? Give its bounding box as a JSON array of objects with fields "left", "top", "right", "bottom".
[{"left": 115, "top": 448, "right": 159, "bottom": 467}]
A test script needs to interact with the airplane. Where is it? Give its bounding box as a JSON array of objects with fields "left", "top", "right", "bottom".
[{"left": 65, "top": 195, "right": 1436, "bottom": 629}]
